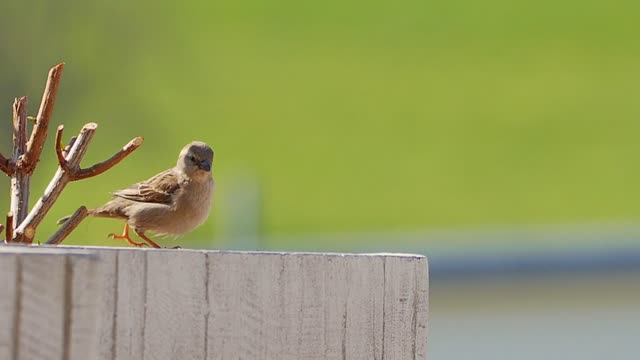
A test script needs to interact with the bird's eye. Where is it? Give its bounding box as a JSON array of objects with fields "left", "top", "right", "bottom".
[{"left": 188, "top": 155, "right": 196, "bottom": 162}]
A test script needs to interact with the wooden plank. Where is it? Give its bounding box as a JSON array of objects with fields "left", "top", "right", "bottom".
[
  {"left": 0, "top": 253, "right": 18, "bottom": 360},
  {"left": 114, "top": 249, "right": 147, "bottom": 360},
  {"left": 382, "top": 255, "right": 428, "bottom": 360},
  {"left": 144, "top": 250, "right": 207, "bottom": 360},
  {"left": 207, "top": 252, "right": 274, "bottom": 359},
  {"left": 17, "top": 252, "right": 67, "bottom": 360},
  {"left": 14, "top": 247, "right": 428, "bottom": 360},
  {"left": 414, "top": 257, "right": 429, "bottom": 360},
  {"left": 206, "top": 252, "right": 391, "bottom": 360},
  {"left": 68, "top": 253, "right": 101, "bottom": 360},
  {"left": 320, "top": 255, "right": 348, "bottom": 360},
  {"left": 94, "top": 249, "right": 118, "bottom": 360},
  {"left": 344, "top": 255, "right": 385, "bottom": 359}
]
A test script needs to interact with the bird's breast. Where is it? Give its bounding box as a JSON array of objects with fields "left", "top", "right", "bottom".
[{"left": 171, "top": 178, "right": 214, "bottom": 234}]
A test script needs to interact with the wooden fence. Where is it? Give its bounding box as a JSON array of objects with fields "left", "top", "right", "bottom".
[{"left": 0, "top": 246, "right": 428, "bottom": 360}]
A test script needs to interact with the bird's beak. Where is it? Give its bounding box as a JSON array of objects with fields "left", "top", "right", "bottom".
[{"left": 198, "top": 160, "right": 211, "bottom": 172}]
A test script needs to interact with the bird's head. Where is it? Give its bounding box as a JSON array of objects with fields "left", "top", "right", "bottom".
[{"left": 177, "top": 141, "right": 214, "bottom": 180}]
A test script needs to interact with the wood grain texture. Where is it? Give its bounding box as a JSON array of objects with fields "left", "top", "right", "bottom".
[
  {"left": 144, "top": 250, "right": 207, "bottom": 360},
  {"left": 114, "top": 249, "right": 146, "bottom": 360},
  {"left": 1, "top": 247, "right": 428, "bottom": 360},
  {"left": 94, "top": 249, "right": 118, "bottom": 360},
  {"left": 18, "top": 252, "right": 67, "bottom": 360},
  {"left": 0, "top": 253, "right": 18, "bottom": 359},
  {"left": 205, "top": 252, "right": 409, "bottom": 360},
  {"left": 0, "top": 247, "right": 99, "bottom": 360},
  {"left": 68, "top": 253, "right": 100, "bottom": 360},
  {"left": 383, "top": 255, "right": 429, "bottom": 360}
]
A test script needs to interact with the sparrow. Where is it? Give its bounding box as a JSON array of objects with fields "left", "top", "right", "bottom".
[{"left": 58, "top": 141, "right": 214, "bottom": 248}]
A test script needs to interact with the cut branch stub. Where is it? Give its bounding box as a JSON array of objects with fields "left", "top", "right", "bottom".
[
  {"left": 20, "top": 63, "right": 64, "bottom": 174},
  {"left": 46, "top": 206, "right": 88, "bottom": 245},
  {"left": 5, "top": 212, "right": 13, "bottom": 243},
  {"left": 55, "top": 125, "right": 67, "bottom": 169},
  {"left": 0, "top": 154, "right": 13, "bottom": 176}
]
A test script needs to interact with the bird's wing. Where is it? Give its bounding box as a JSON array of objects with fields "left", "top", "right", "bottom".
[{"left": 112, "top": 169, "right": 181, "bottom": 205}]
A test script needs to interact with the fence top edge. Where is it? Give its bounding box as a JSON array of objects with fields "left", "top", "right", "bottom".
[
  {"left": 0, "top": 244, "right": 97, "bottom": 257},
  {"left": 46, "top": 245, "right": 427, "bottom": 259}
]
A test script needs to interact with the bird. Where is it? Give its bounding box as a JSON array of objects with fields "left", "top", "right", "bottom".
[{"left": 58, "top": 141, "right": 214, "bottom": 248}]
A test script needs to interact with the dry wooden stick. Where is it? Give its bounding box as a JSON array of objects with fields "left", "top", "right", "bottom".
[
  {"left": 10, "top": 97, "right": 30, "bottom": 231},
  {"left": 72, "top": 136, "right": 143, "bottom": 180},
  {"left": 46, "top": 206, "right": 88, "bottom": 245},
  {"left": 5, "top": 212, "right": 13, "bottom": 243},
  {"left": 54, "top": 125, "right": 67, "bottom": 169},
  {"left": 19, "top": 63, "right": 64, "bottom": 174},
  {"left": 13, "top": 123, "right": 142, "bottom": 243}
]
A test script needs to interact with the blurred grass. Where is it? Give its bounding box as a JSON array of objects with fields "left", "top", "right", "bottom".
[{"left": 0, "top": 0, "right": 639, "bottom": 248}]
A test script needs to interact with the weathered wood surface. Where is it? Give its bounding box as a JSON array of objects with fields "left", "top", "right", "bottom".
[
  {"left": 0, "top": 247, "right": 100, "bottom": 360},
  {"left": 95, "top": 249, "right": 429, "bottom": 360},
  {"left": 0, "top": 247, "right": 429, "bottom": 360}
]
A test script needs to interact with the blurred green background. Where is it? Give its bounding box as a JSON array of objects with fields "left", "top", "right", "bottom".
[
  {"left": 2, "top": 1, "right": 639, "bottom": 359},
  {"left": 1, "top": 0, "right": 639, "bottom": 248}
]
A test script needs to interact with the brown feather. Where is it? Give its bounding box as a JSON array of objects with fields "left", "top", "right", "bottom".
[{"left": 112, "top": 169, "right": 182, "bottom": 205}]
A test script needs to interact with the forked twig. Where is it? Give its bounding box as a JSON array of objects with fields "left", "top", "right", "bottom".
[
  {"left": 19, "top": 63, "right": 64, "bottom": 174},
  {"left": 3, "top": 63, "right": 142, "bottom": 244},
  {"left": 73, "top": 136, "right": 143, "bottom": 180},
  {"left": 13, "top": 123, "right": 143, "bottom": 243}
]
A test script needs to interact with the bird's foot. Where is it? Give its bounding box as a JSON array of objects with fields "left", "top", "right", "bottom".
[{"left": 107, "top": 232, "right": 148, "bottom": 247}]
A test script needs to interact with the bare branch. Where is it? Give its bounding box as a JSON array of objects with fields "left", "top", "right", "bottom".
[
  {"left": 5, "top": 212, "right": 13, "bottom": 243},
  {"left": 10, "top": 97, "right": 30, "bottom": 236},
  {"left": 46, "top": 206, "right": 88, "bottom": 245},
  {"left": 73, "top": 136, "right": 143, "bottom": 181},
  {"left": 20, "top": 63, "right": 64, "bottom": 174},
  {"left": 14, "top": 123, "right": 97, "bottom": 243},
  {"left": 55, "top": 125, "right": 68, "bottom": 168},
  {"left": 0, "top": 154, "right": 13, "bottom": 176}
]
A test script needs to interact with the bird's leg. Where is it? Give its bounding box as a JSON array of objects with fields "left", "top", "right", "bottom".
[
  {"left": 134, "top": 229, "right": 161, "bottom": 249},
  {"left": 108, "top": 223, "right": 147, "bottom": 247}
]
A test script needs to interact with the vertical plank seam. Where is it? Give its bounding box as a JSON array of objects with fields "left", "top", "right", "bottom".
[
  {"left": 323, "top": 260, "right": 328, "bottom": 360},
  {"left": 141, "top": 251, "right": 148, "bottom": 360},
  {"left": 11, "top": 256, "right": 22, "bottom": 360},
  {"left": 204, "top": 253, "right": 210, "bottom": 360},
  {"left": 412, "top": 260, "right": 418, "bottom": 360},
  {"left": 380, "top": 257, "right": 386, "bottom": 360},
  {"left": 341, "top": 266, "right": 349, "bottom": 360},
  {"left": 111, "top": 253, "right": 119, "bottom": 360},
  {"left": 297, "top": 256, "right": 304, "bottom": 357},
  {"left": 62, "top": 256, "right": 73, "bottom": 360}
]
